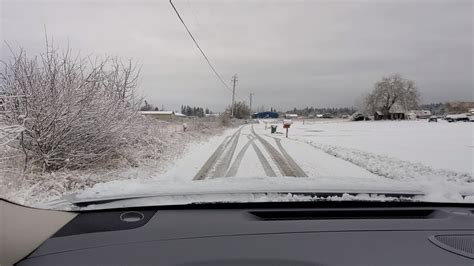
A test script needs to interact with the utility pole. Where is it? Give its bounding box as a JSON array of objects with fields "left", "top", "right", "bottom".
[
  {"left": 231, "top": 74, "right": 238, "bottom": 117},
  {"left": 249, "top": 92, "right": 254, "bottom": 118}
]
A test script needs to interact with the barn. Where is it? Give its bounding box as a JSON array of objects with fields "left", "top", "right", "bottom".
[{"left": 374, "top": 104, "right": 406, "bottom": 120}]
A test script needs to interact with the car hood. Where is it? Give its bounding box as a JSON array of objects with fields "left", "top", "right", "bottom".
[{"left": 39, "top": 176, "right": 474, "bottom": 210}]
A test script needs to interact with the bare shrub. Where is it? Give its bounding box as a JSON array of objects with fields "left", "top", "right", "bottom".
[
  {"left": 226, "top": 101, "right": 250, "bottom": 119},
  {"left": 0, "top": 43, "right": 141, "bottom": 171},
  {"left": 219, "top": 112, "right": 231, "bottom": 127}
]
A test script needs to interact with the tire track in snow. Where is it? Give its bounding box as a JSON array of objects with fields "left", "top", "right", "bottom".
[
  {"left": 271, "top": 137, "right": 308, "bottom": 177},
  {"left": 212, "top": 128, "right": 242, "bottom": 177},
  {"left": 251, "top": 125, "right": 300, "bottom": 177},
  {"left": 225, "top": 135, "right": 255, "bottom": 177},
  {"left": 250, "top": 136, "right": 277, "bottom": 177},
  {"left": 193, "top": 127, "right": 242, "bottom": 180},
  {"left": 192, "top": 135, "right": 231, "bottom": 180}
]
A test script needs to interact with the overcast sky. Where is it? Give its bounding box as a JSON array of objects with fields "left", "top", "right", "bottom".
[{"left": 1, "top": 0, "right": 472, "bottom": 111}]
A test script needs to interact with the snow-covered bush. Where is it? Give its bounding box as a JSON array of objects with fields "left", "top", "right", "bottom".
[
  {"left": 219, "top": 112, "right": 231, "bottom": 127},
  {"left": 0, "top": 44, "right": 141, "bottom": 171}
]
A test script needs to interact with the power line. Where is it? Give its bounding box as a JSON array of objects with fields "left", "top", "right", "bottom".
[{"left": 170, "top": 0, "right": 240, "bottom": 96}]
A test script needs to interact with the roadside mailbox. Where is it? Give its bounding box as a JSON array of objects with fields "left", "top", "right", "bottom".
[
  {"left": 283, "top": 119, "right": 292, "bottom": 137},
  {"left": 270, "top": 125, "right": 277, "bottom": 134}
]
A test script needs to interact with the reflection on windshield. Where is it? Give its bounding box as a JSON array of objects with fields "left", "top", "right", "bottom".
[{"left": 0, "top": 0, "right": 473, "bottom": 209}]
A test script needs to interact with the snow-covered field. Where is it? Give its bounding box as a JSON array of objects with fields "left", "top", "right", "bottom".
[
  {"left": 4, "top": 118, "right": 472, "bottom": 209},
  {"left": 290, "top": 119, "right": 473, "bottom": 174},
  {"left": 43, "top": 119, "right": 474, "bottom": 210}
]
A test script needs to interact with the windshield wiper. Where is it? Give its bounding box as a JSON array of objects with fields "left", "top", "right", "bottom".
[{"left": 64, "top": 190, "right": 425, "bottom": 208}]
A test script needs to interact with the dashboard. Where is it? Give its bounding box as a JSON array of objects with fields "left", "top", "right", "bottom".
[{"left": 8, "top": 201, "right": 474, "bottom": 265}]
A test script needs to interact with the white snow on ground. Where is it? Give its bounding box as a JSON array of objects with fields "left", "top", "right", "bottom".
[
  {"left": 289, "top": 119, "right": 473, "bottom": 174},
  {"left": 257, "top": 129, "right": 381, "bottom": 179},
  {"left": 283, "top": 120, "right": 473, "bottom": 183},
  {"left": 234, "top": 144, "right": 267, "bottom": 178},
  {"left": 302, "top": 141, "right": 472, "bottom": 183},
  {"left": 155, "top": 127, "right": 237, "bottom": 181},
  {"left": 30, "top": 119, "right": 474, "bottom": 209}
]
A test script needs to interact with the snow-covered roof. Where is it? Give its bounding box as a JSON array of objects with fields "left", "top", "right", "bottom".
[
  {"left": 446, "top": 114, "right": 468, "bottom": 119},
  {"left": 174, "top": 112, "right": 186, "bottom": 117},
  {"left": 389, "top": 103, "right": 406, "bottom": 113},
  {"left": 140, "top": 111, "right": 174, "bottom": 115}
]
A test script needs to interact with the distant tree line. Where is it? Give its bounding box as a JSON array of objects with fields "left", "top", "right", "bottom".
[
  {"left": 139, "top": 100, "right": 162, "bottom": 111},
  {"left": 420, "top": 102, "right": 474, "bottom": 115},
  {"left": 180, "top": 105, "right": 213, "bottom": 117},
  {"left": 255, "top": 106, "right": 277, "bottom": 113},
  {"left": 285, "top": 106, "right": 356, "bottom": 117}
]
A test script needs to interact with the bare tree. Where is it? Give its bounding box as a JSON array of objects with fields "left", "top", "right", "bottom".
[
  {"left": 365, "top": 74, "right": 419, "bottom": 115},
  {"left": 140, "top": 100, "right": 154, "bottom": 111},
  {"left": 0, "top": 42, "right": 142, "bottom": 171}
]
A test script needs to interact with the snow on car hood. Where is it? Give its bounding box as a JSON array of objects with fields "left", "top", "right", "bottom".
[{"left": 41, "top": 176, "right": 474, "bottom": 210}]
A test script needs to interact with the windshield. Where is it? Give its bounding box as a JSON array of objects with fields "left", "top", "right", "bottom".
[{"left": 1, "top": 0, "right": 473, "bottom": 210}]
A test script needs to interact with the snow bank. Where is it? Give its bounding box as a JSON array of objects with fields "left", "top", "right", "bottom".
[
  {"left": 304, "top": 141, "right": 472, "bottom": 183},
  {"left": 290, "top": 120, "right": 473, "bottom": 175}
]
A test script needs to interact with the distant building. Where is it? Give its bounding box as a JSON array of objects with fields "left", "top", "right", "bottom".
[
  {"left": 251, "top": 112, "right": 279, "bottom": 119},
  {"left": 285, "top": 114, "right": 298, "bottom": 119},
  {"left": 416, "top": 110, "right": 432, "bottom": 119},
  {"left": 140, "top": 111, "right": 185, "bottom": 120},
  {"left": 374, "top": 103, "right": 406, "bottom": 120},
  {"left": 406, "top": 110, "right": 431, "bottom": 119}
]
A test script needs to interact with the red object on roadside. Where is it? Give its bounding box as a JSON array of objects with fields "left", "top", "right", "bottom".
[{"left": 283, "top": 119, "right": 292, "bottom": 137}]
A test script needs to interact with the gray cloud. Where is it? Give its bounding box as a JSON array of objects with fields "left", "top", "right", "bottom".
[{"left": 1, "top": 0, "right": 472, "bottom": 111}]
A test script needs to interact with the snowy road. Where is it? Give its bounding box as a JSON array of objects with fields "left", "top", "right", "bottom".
[
  {"left": 193, "top": 125, "right": 306, "bottom": 179},
  {"left": 191, "top": 123, "right": 381, "bottom": 180}
]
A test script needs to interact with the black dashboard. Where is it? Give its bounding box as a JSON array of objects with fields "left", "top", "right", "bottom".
[{"left": 17, "top": 201, "right": 474, "bottom": 266}]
